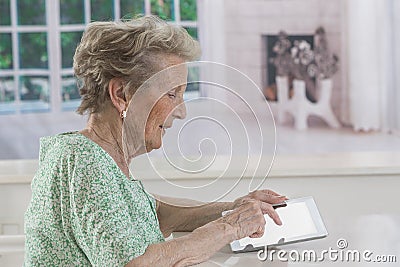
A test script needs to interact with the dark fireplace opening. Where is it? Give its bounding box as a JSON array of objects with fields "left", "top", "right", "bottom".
[{"left": 262, "top": 34, "right": 315, "bottom": 102}]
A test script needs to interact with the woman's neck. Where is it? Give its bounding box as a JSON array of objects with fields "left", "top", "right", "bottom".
[{"left": 80, "top": 109, "right": 130, "bottom": 178}]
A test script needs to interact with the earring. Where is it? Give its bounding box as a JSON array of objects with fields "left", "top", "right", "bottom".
[{"left": 120, "top": 110, "right": 127, "bottom": 119}]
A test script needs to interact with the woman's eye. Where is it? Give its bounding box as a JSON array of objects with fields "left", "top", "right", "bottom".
[{"left": 168, "top": 93, "right": 176, "bottom": 99}]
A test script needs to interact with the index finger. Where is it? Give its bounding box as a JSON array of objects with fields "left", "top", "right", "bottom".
[{"left": 260, "top": 202, "right": 282, "bottom": 226}]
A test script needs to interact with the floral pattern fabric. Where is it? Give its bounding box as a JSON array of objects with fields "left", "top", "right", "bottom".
[{"left": 24, "top": 132, "right": 164, "bottom": 266}]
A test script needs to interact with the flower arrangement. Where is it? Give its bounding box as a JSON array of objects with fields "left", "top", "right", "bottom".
[
  {"left": 307, "top": 27, "right": 339, "bottom": 79},
  {"left": 269, "top": 31, "right": 292, "bottom": 76},
  {"left": 270, "top": 27, "right": 339, "bottom": 81},
  {"left": 290, "top": 40, "right": 314, "bottom": 80}
]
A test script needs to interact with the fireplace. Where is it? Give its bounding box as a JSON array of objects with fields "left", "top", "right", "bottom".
[{"left": 262, "top": 34, "right": 315, "bottom": 103}]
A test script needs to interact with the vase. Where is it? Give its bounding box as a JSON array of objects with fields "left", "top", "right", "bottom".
[
  {"left": 318, "top": 78, "right": 333, "bottom": 105},
  {"left": 291, "top": 79, "right": 308, "bottom": 130},
  {"left": 282, "top": 78, "right": 340, "bottom": 130},
  {"left": 316, "top": 78, "right": 341, "bottom": 128},
  {"left": 292, "top": 79, "right": 307, "bottom": 100},
  {"left": 275, "top": 76, "right": 289, "bottom": 123},
  {"left": 276, "top": 76, "right": 289, "bottom": 102}
]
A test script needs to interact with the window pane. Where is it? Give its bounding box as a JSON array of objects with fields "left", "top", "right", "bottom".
[
  {"left": 184, "top": 27, "right": 197, "bottom": 40},
  {"left": 19, "top": 32, "right": 48, "bottom": 69},
  {"left": 186, "top": 65, "right": 199, "bottom": 92},
  {"left": 91, "top": 0, "right": 114, "bottom": 21},
  {"left": 0, "top": 77, "right": 15, "bottom": 113},
  {"left": 60, "top": 0, "right": 85, "bottom": 24},
  {"left": 120, "top": 0, "right": 144, "bottom": 19},
  {"left": 0, "top": 33, "right": 13, "bottom": 69},
  {"left": 61, "top": 31, "right": 83, "bottom": 69},
  {"left": 17, "top": 0, "right": 46, "bottom": 25},
  {"left": 180, "top": 0, "right": 196, "bottom": 21},
  {"left": 151, "top": 0, "right": 174, "bottom": 21},
  {"left": 61, "top": 75, "right": 81, "bottom": 110},
  {"left": 0, "top": 0, "right": 11, "bottom": 25},
  {"left": 19, "top": 75, "right": 50, "bottom": 112},
  {"left": 62, "top": 75, "right": 80, "bottom": 100},
  {"left": 0, "top": 76, "right": 15, "bottom": 102}
]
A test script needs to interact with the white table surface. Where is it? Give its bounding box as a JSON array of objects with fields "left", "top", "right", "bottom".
[
  {"left": 199, "top": 241, "right": 399, "bottom": 266},
  {"left": 174, "top": 212, "right": 400, "bottom": 267}
]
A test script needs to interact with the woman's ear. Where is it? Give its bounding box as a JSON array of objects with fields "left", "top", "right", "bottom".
[{"left": 108, "top": 78, "right": 128, "bottom": 114}]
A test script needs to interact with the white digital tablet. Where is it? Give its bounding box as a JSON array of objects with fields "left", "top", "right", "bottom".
[{"left": 223, "top": 196, "right": 328, "bottom": 252}]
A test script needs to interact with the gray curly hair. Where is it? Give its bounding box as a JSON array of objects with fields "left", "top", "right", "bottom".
[{"left": 73, "top": 15, "right": 201, "bottom": 115}]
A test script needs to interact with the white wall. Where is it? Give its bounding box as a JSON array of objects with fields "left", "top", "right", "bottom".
[{"left": 0, "top": 112, "right": 86, "bottom": 159}]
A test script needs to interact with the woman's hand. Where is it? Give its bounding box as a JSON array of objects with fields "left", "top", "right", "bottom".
[
  {"left": 233, "top": 189, "right": 288, "bottom": 208},
  {"left": 229, "top": 189, "right": 288, "bottom": 238},
  {"left": 218, "top": 197, "right": 283, "bottom": 239}
]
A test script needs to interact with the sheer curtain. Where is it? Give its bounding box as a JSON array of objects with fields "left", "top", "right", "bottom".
[
  {"left": 196, "top": 0, "right": 227, "bottom": 102},
  {"left": 394, "top": 0, "right": 400, "bottom": 132},
  {"left": 346, "top": 0, "right": 400, "bottom": 132}
]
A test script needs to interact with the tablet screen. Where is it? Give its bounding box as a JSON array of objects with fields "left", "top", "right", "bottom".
[
  {"left": 239, "top": 201, "right": 318, "bottom": 247},
  {"left": 227, "top": 196, "right": 328, "bottom": 252}
]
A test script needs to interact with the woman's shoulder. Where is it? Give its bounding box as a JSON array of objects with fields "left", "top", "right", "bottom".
[
  {"left": 38, "top": 131, "right": 103, "bottom": 164},
  {"left": 33, "top": 132, "right": 124, "bottom": 190}
]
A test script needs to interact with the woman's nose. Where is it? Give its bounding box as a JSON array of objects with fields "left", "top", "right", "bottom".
[{"left": 173, "top": 102, "right": 187, "bottom": 120}]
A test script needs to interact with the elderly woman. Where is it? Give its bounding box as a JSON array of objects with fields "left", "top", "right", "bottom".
[{"left": 24, "top": 16, "right": 286, "bottom": 266}]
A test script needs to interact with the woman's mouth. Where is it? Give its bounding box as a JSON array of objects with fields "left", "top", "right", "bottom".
[{"left": 159, "top": 125, "right": 166, "bottom": 134}]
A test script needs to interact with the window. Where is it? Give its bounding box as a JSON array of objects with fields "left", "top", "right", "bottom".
[{"left": 0, "top": 0, "right": 198, "bottom": 114}]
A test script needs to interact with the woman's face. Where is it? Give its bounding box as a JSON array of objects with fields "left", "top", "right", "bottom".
[{"left": 144, "top": 83, "right": 187, "bottom": 151}]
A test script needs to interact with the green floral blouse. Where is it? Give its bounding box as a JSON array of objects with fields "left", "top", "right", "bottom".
[{"left": 24, "top": 132, "right": 164, "bottom": 266}]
